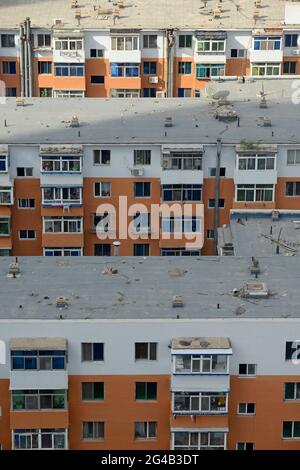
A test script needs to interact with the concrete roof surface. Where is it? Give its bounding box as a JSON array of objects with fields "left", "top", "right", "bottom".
[
  {"left": 0, "top": 255, "right": 299, "bottom": 320},
  {"left": 1, "top": 79, "right": 300, "bottom": 145},
  {"left": 0, "top": 0, "right": 290, "bottom": 30}
]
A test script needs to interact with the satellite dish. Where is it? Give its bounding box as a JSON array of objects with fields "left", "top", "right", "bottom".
[{"left": 212, "top": 90, "right": 230, "bottom": 100}]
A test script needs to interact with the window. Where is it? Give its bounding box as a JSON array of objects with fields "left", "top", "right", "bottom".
[
  {"left": 207, "top": 229, "right": 215, "bottom": 239},
  {"left": 133, "top": 244, "right": 150, "bottom": 256},
  {"left": 18, "top": 199, "right": 35, "bottom": 209},
  {"left": 111, "top": 36, "right": 138, "bottom": 51},
  {"left": 93, "top": 212, "right": 111, "bottom": 233},
  {"left": 40, "top": 88, "right": 52, "bottom": 97},
  {"left": 143, "top": 88, "right": 156, "bottom": 98},
  {"left": 253, "top": 36, "right": 281, "bottom": 51},
  {"left": 16, "top": 167, "right": 33, "bottom": 177},
  {"left": 236, "top": 184, "right": 274, "bottom": 202},
  {"left": 135, "top": 382, "right": 157, "bottom": 400},
  {"left": 236, "top": 442, "right": 254, "bottom": 450},
  {"left": 174, "top": 354, "right": 228, "bottom": 374},
  {"left": 11, "top": 350, "right": 66, "bottom": 370},
  {"left": 43, "top": 217, "right": 82, "bottom": 233},
  {"left": 94, "top": 244, "right": 111, "bottom": 256},
  {"left": 53, "top": 90, "right": 84, "bottom": 98},
  {"left": 287, "top": 149, "right": 300, "bottom": 165},
  {"left": 134, "top": 150, "right": 151, "bottom": 166},
  {"left": 13, "top": 429, "right": 67, "bottom": 450},
  {"left": 143, "top": 35, "right": 157, "bottom": 49},
  {"left": 239, "top": 364, "right": 257, "bottom": 376},
  {"left": 209, "top": 167, "right": 226, "bottom": 177},
  {"left": 161, "top": 248, "right": 199, "bottom": 256},
  {"left": 94, "top": 182, "right": 111, "bottom": 197},
  {"left": 173, "top": 431, "right": 226, "bottom": 450},
  {"left": 38, "top": 62, "right": 52, "bottom": 74},
  {"left": 179, "top": 35, "right": 192, "bottom": 48},
  {"left": 283, "top": 61, "right": 296, "bottom": 74},
  {"left": 0, "top": 155, "right": 8, "bottom": 172},
  {"left": 12, "top": 390, "right": 66, "bottom": 410},
  {"left": 135, "top": 343, "right": 157, "bottom": 361},
  {"left": 90, "top": 49, "right": 104, "bottom": 58},
  {"left": 178, "top": 88, "right": 192, "bottom": 97},
  {"left": 110, "top": 63, "right": 140, "bottom": 78},
  {"left": 161, "top": 217, "right": 201, "bottom": 234},
  {"left": 82, "top": 343, "right": 104, "bottom": 362},
  {"left": 231, "top": 49, "right": 247, "bottom": 58},
  {"left": 83, "top": 422, "right": 104, "bottom": 440},
  {"left": 208, "top": 199, "right": 225, "bottom": 208},
  {"left": 283, "top": 422, "right": 300, "bottom": 439},
  {"left": 285, "top": 34, "right": 298, "bottom": 48},
  {"left": 286, "top": 182, "right": 300, "bottom": 197},
  {"left": 286, "top": 341, "right": 300, "bottom": 361},
  {"left": 173, "top": 391, "right": 227, "bottom": 414},
  {"left": 44, "top": 247, "right": 82, "bottom": 257},
  {"left": 2, "top": 61, "right": 16, "bottom": 74},
  {"left": 91, "top": 75, "right": 104, "bottom": 84},
  {"left": 55, "top": 38, "right": 83, "bottom": 51},
  {"left": 37, "top": 34, "right": 51, "bottom": 48},
  {"left": 93, "top": 150, "right": 111, "bottom": 165},
  {"left": 251, "top": 63, "right": 280, "bottom": 76},
  {"left": 110, "top": 89, "right": 140, "bottom": 98},
  {"left": 197, "top": 40, "right": 225, "bottom": 53},
  {"left": 196, "top": 63, "right": 225, "bottom": 78},
  {"left": 163, "top": 153, "right": 202, "bottom": 170},
  {"left": 19, "top": 230, "right": 35, "bottom": 240},
  {"left": 0, "top": 218, "right": 10, "bottom": 236},
  {"left": 143, "top": 62, "right": 157, "bottom": 75},
  {"left": 162, "top": 185, "right": 202, "bottom": 202},
  {"left": 54, "top": 63, "right": 84, "bottom": 77},
  {"left": 237, "top": 403, "right": 256, "bottom": 415},
  {"left": 82, "top": 382, "right": 104, "bottom": 401},
  {"left": 237, "top": 154, "right": 275, "bottom": 171},
  {"left": 5, "top": 88, "right": 17, "bottom": 97},
  {"left": 178, "top": 62, "right": 192, "bottom": 75},
  {"left": 134, "top": 182, "right": 151, "bottom": 198},
  {"left": 1, "top": 34, "right": 15, "bottom": 48},
  {"left": 284, "top": 383, "right": 300, "bottom": 400},
  {"left": 133, "top": 212, "right": 150, "bottom": 233},
  {"left": 134, "top": 422, "right": 157, "bottom": 440},
  {"left": 42, "top": 187, "right": 82, "bottom": 205},
  {"left": 41, "top": 155, "right": 81, "bottom": 172}
]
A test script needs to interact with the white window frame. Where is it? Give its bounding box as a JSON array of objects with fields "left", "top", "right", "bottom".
[
  {"left": 134, "top": 150, "right": 151, "bottom": 166},
  {"left": 237, "top": 403, "right": 256, "bottom": 415},
  {"left": 251, "top": 63, "right": 281, "bottom": 77},
  {"left": 43, "top": 217, "right": 83, "bottom": 234},
  {"left": 0, "top": 187, "right": 13, "bottom": 205},
  {"left": 173, "top": 354, "right": 229, "bottom": 375},
  {"left": 12, "top": 429, "right": 67, "bottom": 450},
  {"left": 43, "top": 247, "right": 83, "bottom": 257},
  {"left": 41, "top": 155, "right": 82, "bottom": 173},
  {"left": 134, "top": 422, "right": 157, "bottom": 440},
  {"left": 0, "top": 217, "right": 10, "bottom": 236},
  {"left": 0, "top": 155, "right": 8, "bottom": 173},
  {"left": 235, "top": 184, "right": 274, "bottom": 202},
  {"left": 82, "top": 422, "right": 104, "bottom": 441},
  {"left": 172, "top": 431, "right": 226, "bottom": 450},
  {"left": 19, "top": 230, "right": 36, "bottom": 240},
  {"left": 237, "top": 153, "right": 276, "bottom": 171},
  {"left": 197, "top": 39, "right": 225, "bottom": 53},
  {"left": 238, "top": 363, "right": 257, "bottom": 377},
  {"left": 18, "top": 198, "right": 35, "bottom": 209},
  {"left": 172, "top": 391, "right": 228, "bottom": 414},
  {"left": 42, "top": 187, "right": 82, "bottom": 206},
  {"left": 287, "top": 149, "right": 300, "bottom": 166},
  {"left": 53, "top": 90, "right": 85, "bottom": 98},
  {"left": 55, "top": 38, "right": 83, "bottom": 51},
  {"left": 111, "top": 36, "right": 139, "bottom": 51},
  {"left": 94, "top": 182, "right": 111, "bottom": 198},
  {"left": 143, "top": 35, "right": 158, "bottom": 49}
]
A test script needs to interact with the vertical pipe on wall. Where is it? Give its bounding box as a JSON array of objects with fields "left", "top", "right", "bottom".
[
  {"left": 214, "top": 138, "right": 222, "bottom": 255},
  {"left": 25, "top": 18, "right": 33, "bottom": 97},
  {"left": 19, "top": 23, "right": 25, "bottom": 97}
]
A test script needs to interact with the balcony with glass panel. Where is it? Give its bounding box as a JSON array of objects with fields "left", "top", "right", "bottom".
[{"left": 234, "top": 152, "right": 277, "bottom": 185}]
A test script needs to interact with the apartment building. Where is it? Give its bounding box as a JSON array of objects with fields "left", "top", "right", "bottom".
[
  {"left": 0, "top": 256, "right": 300, "bottom": 450},
  {"left": 0, "top": 80, "right": 300, "bottom": 257},
  {"left": 1, "top": 1, "right": 300, "bottom": 98}
]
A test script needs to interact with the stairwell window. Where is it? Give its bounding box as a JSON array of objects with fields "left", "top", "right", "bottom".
[
  {"left": 38, "top": 62, "right": 52, "bottom": 74},
  {"left": 82, "top": 382, "right": 104, "bottom": 401},
  {"left": 179, "top": 35, "right": 192, "bottom": 48},
  {"left": 2, "top": 61, "right": 16, "bottom": 74},
  {"left": 134, "top": 182, "right": 151, "bottom": 198},
  {"left": 134, "top": 150, "right": 151, "bottom": 166},
  {"left": 94, "top": 182, "right": 111, "bottom": 197},
  {"left": 135, "top": 382, "right": 157, "bottom": 400},
  {"left": 285, "top": 34, "right": 298, "bottom": 48},
  {"left": 236, "top": 442, "right": 254, "bottom": 450},
  {"left": 133, "top": 244, "right": 150, "bottom": 256},
  {"left": 143, "top": 61, "right": 157, "bottom": 75},
  {"left": 37, "top": 34, "right": 51, "bottom": 48},
  {"left": 83, "top": 422, "right": 104, "bottom": 440},
  {"left": 237, "top": 403, "right": 256, "bottom": 415},
  {"left": 0, "top": 218, "right": 10, "bottom": 236},
  {"left": 178, "top": 62, "right": 192, "bottom": 75},
  {"left": 284, "top": 383, "right": 300, "bottom": 400},
  {"left": 0, "top": 155, "right": 8, "bottom": 172},
  {"left": 286, "top": 182, "right": 300, "bottom": 197},
  {"left": 143, "top": 35, "right": 158, "bottom": 49},
  {"left": 135, "top": 343, "right": 157, "bottom": 361},
  {"left": 287, "top": 149, "right": 300, "bottom": 165},
  {"left": 134, "top": 422, "right": 157, "bottom": 440},
  {"left": 93, "top": 150, "right": 111, "bottom": 165},
  {"left": 16, "top": 167, "right": 33, "bottom": 177},
  {"left": 19, "top": 230, "right": 35, "bottom": 240},
  {"left": 81, "top": 343, "right": 104, "bottom": 362},
  {"left": 283, "top": 61, "right": 296, "bottom": 74},
  {"left": 111, "top": 36, "right": 138, "bottom": 51},
  {"left": 239, "top": 364, "right": 257, "bottom": 376},
  {"left": 1, "top": 34, "right": 15, "bottom": 48}
]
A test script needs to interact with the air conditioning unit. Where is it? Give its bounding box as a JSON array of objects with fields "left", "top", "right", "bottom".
[
  {"left": 156, "top": 91, "right": 166, "bottom": 98},
  {"left": 131, "top": 168, "right": 144, "bottom": 177},
  {"left": 54, "top": 18, "right": 63, "bottom": 26},
  {"left": 162, "top": 158, "right": 170, "bottom": 169},
  {"left": 292, "top": 49, "right": 300, "bottom": 55},
  {"left": 149, "top": 76, "right": 158, "bottom": 84}
]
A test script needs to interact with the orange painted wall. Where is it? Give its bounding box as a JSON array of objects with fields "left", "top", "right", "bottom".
[
  {"left": 34, "top": 57, "right": 53, "bottom": 96},
  {"left": 226, "top": 59, "right": 250, "bottom": 77},
  {"left": 141, "top": 59, "right": 166, "bottom": 93},
  {"left": 68, "top": 375, "right": 171, "bottom": 450},
  {"left": 0, "top": 379, "right": 11, "bottom": 450},
  {"left": 276, "top": 177, "right": 300, "bottom": 209},
  {"left": 85, "top": 58, "right": 109, "bottom": 97},
  {"left": 283, "top": 58, "right": 300, "bottom": 75},
  {"left": 10, "top": 410, "right": 69, "bottom": 429},
  {"left": 0, "top": 57, "right": 20, "bottom": 96}
]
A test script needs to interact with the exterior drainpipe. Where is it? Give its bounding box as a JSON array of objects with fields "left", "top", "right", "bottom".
[
  {"left": 25, "top": 18, "right": 33, "bottom": 97},
  {"left": 166, "top": 29, "right": 175, "bottom": 97},
  {"left": 214, "top": 138, "right": 222, "bottom": 255},
  {"left": 19, "top": 23, "right": 25, "bottom": 97},
  {"left": 24, "top": 21, "right": 29, "bottom": 97}
]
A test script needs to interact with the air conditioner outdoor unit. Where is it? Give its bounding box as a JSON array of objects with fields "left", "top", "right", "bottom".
[
  {"left": 292, "top": 49, "right": 300, "bottom": 55},
  {"left": 131, "top": 168, "right": 144, "bottom": 177},
  {"left": 54, "top": 18, "right": 63, "bottom": 26},
  {"left": 156, "top": 91, "right": 166, "bottom": 98},
  {"left": 149, "top": 76, "right": 158, "bottom": 84}
]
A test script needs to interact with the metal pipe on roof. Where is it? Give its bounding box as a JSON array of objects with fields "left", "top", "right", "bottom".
[
  {"left": 166, "top": 29, "right": 175, "bottom": 98},
  {"left": 19, "top": 23, "right": 25, "bottom": 98},
  {"left": 214, "top": 138, "right": 222, "bottom": 255},
  {"left": 25, "top": 18, "right": 33, "bottom": 97}
]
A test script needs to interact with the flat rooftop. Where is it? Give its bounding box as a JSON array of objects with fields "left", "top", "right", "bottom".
[
  {"left": 0, "top": 256, "right": 300, "bottom": 320},
  {"left": 0, "top": 0, "right": 290, "bottom": 30},
  {"left": 222, "top": 211, "right": 300, "bottom": 257},
  {"left": 1, "top": 79, "right": 299, "bottom": 145}
]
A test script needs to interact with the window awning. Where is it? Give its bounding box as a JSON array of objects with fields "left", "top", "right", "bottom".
[
  {"left": 110, "top": 28, "right": 141, "bottom": 35},
  {"left": 9, "top": 338, "right": 68, "bottom": 351},
  {"left": 53, "top": 32, "right": 84, "bottom": 39},
  {"left": 39, "top": 145, "right": 83, "bottom": 156},
  {"left": 195, "top": 31, "right": 227, "bottom": 40}
]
